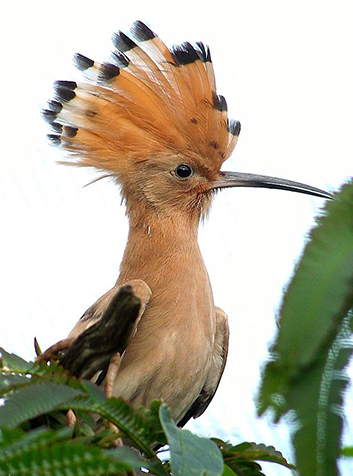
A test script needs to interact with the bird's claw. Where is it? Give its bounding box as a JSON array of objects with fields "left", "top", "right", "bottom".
[{"left": 36, "top": 337, "right": 75, "bottom": 364}]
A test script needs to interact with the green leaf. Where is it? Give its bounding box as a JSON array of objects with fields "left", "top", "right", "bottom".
[
  {"left": 224, "top": 442, "right": 293, "bottom": 469},
  {"left": 57, "top": 396, "right": 165, "bottom": 461},
  {"left": 0, "top": 427, "right": 27, "bottom": 447},
  {"left": 289, "top": 315, "right": 353, "bottom": 476},
  {"left": 215, "top": 440, "right": 293, "bottom": 475},
  {"left": 269, "top": 180, "right": 353, "bottom": 374},
  {"left": 0, "top": 427, "right": 136, "bottom": 476},
  {"left": 259, "top": 312, "right": 353, "bottom": 476},
  {"left": 80, "top": 379, "right": 107, "bottom": 404},
  {"left": 341, "top": 447, "right": 353, "bottom": 457},
  {"left": 0, "top": 372, "right": 31, "bottom": 395},
  {"left": 258, "top": 181, "right": 353, "bottom": 475},
  {"left": 0, "top": 427, "right": 72, "bottom": 451},
  {"left": 221, "top": 465, "right": 238, "bottom": 476},
  {"left": 0, "top": 382, "right": 86, "bottom": 428},
  {"left": 106, "top": 445, "right": 150, "bottom": 469},
  {"left": 138, "top": 399, "right": 167, "bottom": 445},
  {"left": 97, "top": 398, "right": 162, "bottom": 457},
  {"left": 33, "top": 337, "right": 42, "bottom": 357},
  {"left": 0, "top": 348, "right": 33, "bottom": 372},
  {"left": 159, "top": 403, "right": 223, "bottom": 476}
]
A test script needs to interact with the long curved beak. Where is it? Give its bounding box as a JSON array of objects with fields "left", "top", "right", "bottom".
[{"left": 213, "top": 171, "right": 333, "bottom": 200}]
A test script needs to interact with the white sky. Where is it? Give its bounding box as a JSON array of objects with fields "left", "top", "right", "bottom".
[{"left": 1, "top": 1, "right": 352, "bottom": 474}]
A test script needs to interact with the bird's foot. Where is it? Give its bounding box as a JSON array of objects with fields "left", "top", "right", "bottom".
[
  {"left": 104, "top": 352, "right": 122, "bottom": 398},
  {"left": 105, "top": 352, "right": 124, "bottom": 446}
]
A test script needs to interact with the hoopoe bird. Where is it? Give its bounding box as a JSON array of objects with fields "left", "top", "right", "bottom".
[{"left": 43, "top": 21, "right": 332, "bottom": 426}]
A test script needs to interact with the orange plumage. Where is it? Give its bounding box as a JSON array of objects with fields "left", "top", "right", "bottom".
[{"left": 43, "top": 20, "right": 240, "bottom": 182}]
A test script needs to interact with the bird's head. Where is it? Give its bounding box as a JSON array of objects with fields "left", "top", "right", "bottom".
[{"left": 43, "top": 21, "right": 331, "bottom": 224}]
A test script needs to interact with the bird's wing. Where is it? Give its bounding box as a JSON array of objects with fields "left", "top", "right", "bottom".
[
  {"left": 177, "top": 306, "right": 229, "bottom": 427},
  {"left": 68, "top": 279, "right": 152, "bottom": 340}
]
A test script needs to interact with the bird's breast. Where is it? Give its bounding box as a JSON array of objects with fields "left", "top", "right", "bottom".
[{"left": 114, "top": 240, "right": 216, "bottom": 422}]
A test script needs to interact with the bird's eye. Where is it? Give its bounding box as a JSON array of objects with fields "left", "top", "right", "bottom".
[{"left": 174, "top": 164, "right": 194, "bottom": 179}]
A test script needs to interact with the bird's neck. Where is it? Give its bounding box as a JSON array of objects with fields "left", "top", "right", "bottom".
[
  {"left": 117, "top": 206, "right": 203, "bottom": 285},
  {"left": 117, "top": 203, "right": 215, "bottom": 342}
]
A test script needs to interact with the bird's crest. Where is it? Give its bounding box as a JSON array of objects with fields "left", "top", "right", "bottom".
[{"left": 43, "top": 21, "right": 241, "bottom": 179}]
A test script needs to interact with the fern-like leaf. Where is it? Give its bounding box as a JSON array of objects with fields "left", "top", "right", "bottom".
[
  {"left": 95, "top": 398, "right": 164, "bottom": 456},
  {"left": 0, "top": 382, "right": 86, "bottom": 428},
  {"left": 0, "top": 348, "right": 33, "bottom": 372},
  {"left": 289, "top": 315, "right": 353, "bottom": 476},
  {"left": 0, "top": 427, "right": 144, "bottom": 476},
  {"left": 260, "top": 180, "right": 353, "bottom": 394},
  {"left": 213, "top": 439, "right": 294, "bottom": 475},
  {"left": 258, "top": 179, "right": 353, "bottom": 476},
  {"left": 0, "top": 372, "right": 31, "bottom": 395}
]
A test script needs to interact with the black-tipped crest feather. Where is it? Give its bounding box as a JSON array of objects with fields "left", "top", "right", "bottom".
[
  {"left": 112, "top": 51, "right": 130, "bottom": 68},
  {"left": 50, "top": 122, "right": 63, "bottom": 133},
  {"left": 213, "top": 94, "right": 227, "bottom": 112},
  {"left": 47, "top": 100, "right": 63, "bottom": 113},
  {"left": 74, "top": 53, "right": 94, "bottom": 71},
  {"left": 171, "top": 42, "right": 200, "bottom": 65},
  {"left": 47, "top": 134, "right": 61, "bottom": 145},
  {"left": 99, "top": 63, "right": 120, "bottom": 81},
  {"left": 54, "top": 81, "right": 77, "bottom": 103},
  {"left": 195, "top": 42, "right": 211, "bottom": 62},
  {"left": 131, "top": 20, "right": 156, "bottom": 41},
  {"left": 42, "top": 108, "right": 59, "bottom": 124},
  {"left": 228, "top": 119, "right": 241, "bottom": 136},
  {"left": 112, "top": 31, "right": 137, "bottom": 52}
]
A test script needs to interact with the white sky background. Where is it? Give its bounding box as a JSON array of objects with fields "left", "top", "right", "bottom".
[{"left": 1, "top": 1, "right": 352, "bottom": 474}]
